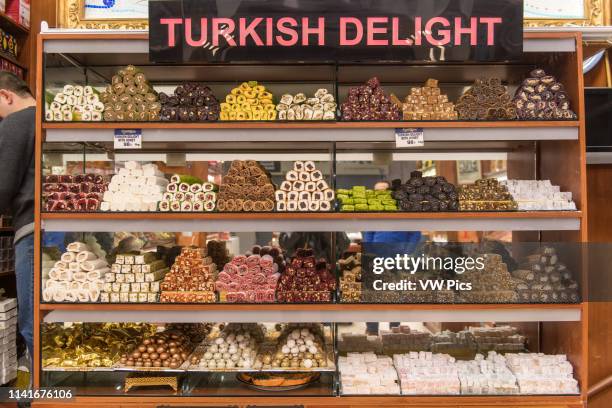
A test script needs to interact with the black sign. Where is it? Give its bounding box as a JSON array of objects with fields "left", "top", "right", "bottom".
[{"left": 149, "top": 0, "right": 523, "bottom": 63}]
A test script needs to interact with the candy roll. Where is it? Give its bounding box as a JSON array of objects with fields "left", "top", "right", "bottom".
[
  {"left": 190, "top": 183, "right": 202, "bottom": 193},
  {"left": 181, "top": 201, "right": 193, "bottom": 211},
  {"left": 320, "top": 201, "right": 331, "bottom": 211},
  {"left": 92, "top": 111, "right": 103, "bottom": 121},
  {"left": 167, "top": 183, "right": 179, "bottom": 193},
  {"left": 62, "top": 84, "right": 75, "bottom": 95},
  {"left": 280, "top": 181, "right": 292, "bottom": 191},
  {"left": 170, "top": 201, "right": 181, "bottom": 211},
  {"left": 287, "top": 191, "right": 299, "bottom": 201},
  {"left": 45, "top": 111, "right": 54, "bottom": 121},
  {"left": 309, "top": 201, "right": 320, "bottom": 211},
  {"left": 293, "top": 181, "right": 305, "bottom": 191},
  {"left": 310, "top": 170, "right": 323, "bottom": 181},
  {"left": 299, "top": 191, "right": 311, "bottom": 201},
  {"left": 324, "top": 189, "right": 335, "bottom": 201},
  {"left": 88, "top": 288, "right": 100, "bottom": 302},
  {"left": 52, "top": 289, "right": 67, "bottom": 302},
  {"left": 179, "top": 182, "right": 190, "bottom": 192},
  {"left": 62, "top": 111, "right": 73, "bottom": 121},
  {"left": 305, "top": 181, "right": 316, "bottom": 192},
  {"left": 42, "top": 288, "right": 54, "bottom": 302},
  {"left": 48, "top": 268, "right": 61, "bottom": 280},
  {"left": 53, "top": 112, "right": 63, "bottom": 121},
  {"left": 170, "top": 174, "right": 181, "bottom": 183},
  {"left": 298, "top": 201, "right": 309, "bottom": 211},
  {"left": 76, "top": 251, "right": 97, "bottom": 262},
  {"left": 298, "top": 171, "right": 311, "bottom": 182},
  {"left": 202, "top": 182, "right": 217, "bottom": 192},
  {"left": 60, "top": 252, "right": 76, "bottom": 262},
  {"left": 204, "top": 201, "right": 216, "bottom": 211},
  {"left": 68, "top": 262, "right": 80, "bottom": 272},
  {"left": 87, "top": 268, "right": 109, "bottom": 281},
  {"left": 54, "top": 93, "right": 67, "bottom": 104},
  {"left": 203, "top": 191, "right": 216, "bottom": 202},
  {"left": 174, "top": 192, "right": 185, "bottom": 201},
  {"left": 81, "top": 258, "right": 107, "bottom": 272},
  {"left": 286, "top": 170, "right": 299, "bottom": 181},
  {"left": 293, "top": 161, "right": 305, "bottom": 171},
  {"left": 54, "top": 260, "right": 69, "bottom": 270},
  {"left": 287, "top": 201, "right": 298, "bottom": 211},
  {"left": 192, "top": 201, "right": 204, "bottom": 211},
  {"left": 184, "top": 192, "right": 194, "bottom": 201},
  {"left": 73, "top": 86, "right": 84, "bottom": 97},
  {"left": 64, "top": 292, "right": 77, "bottom": 302},
  {"left": 275, "top": 191, "right": 287, "bottom": 202},
  {"left": 304, "top": 161, "right": 316, "bottom": 171},
  {"left": 276, "top": 201, "right": 287, "bottom": 211}
]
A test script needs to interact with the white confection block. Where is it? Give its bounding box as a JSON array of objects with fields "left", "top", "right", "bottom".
[{"left": 0, "top": 299, "right": 17, "bottom": 313}]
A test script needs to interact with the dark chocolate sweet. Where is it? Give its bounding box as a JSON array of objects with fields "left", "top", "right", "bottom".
[
  {"left": 512, "top": 69, "right": 576, "bottom": 120},
  {"left": 160, "top": 83, "right": 220, "bottom": 122}
]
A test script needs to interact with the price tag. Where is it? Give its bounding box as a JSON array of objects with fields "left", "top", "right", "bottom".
[
  {"left": 395, "top": 128, "right": 424, "bottom": 148},
  {"left": 114, "top": 129, "right": 142, "bottom": 149}
]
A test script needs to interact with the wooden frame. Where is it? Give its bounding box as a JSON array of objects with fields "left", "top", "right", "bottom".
[
  {"left": 33, "top": 31, "right": 589, "bottom": 408},
  {"left": 57, "top": 0, "right": 148, "bottom": 30},
  {"left": 524, "top": 0, "right": 606, "bottom": 27}
]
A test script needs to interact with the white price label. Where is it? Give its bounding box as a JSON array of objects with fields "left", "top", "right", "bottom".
[
  {"left": 114, "top": 129, "right": 142, "bottom": 149},
  {"left": 395, "top": 128, "right": 424, "bottom": 148}
]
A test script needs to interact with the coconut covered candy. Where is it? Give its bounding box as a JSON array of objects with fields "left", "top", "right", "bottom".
[
  {"left": 159, "top": 247, "right": 217, "bottom": 303},
  {"left": 215, "top": 245, "right": 284, "bottom": 303},
  {"left": 458, "top": 178, "right": 517, "bottom": 211},
  {"left": 455, "top": 78, "right": 517, "bottom": 120},
  {"left": 275, "top": 161, "right": 334, "bottom": 212},
  {"left": 276, "top": 89, "right": 336, "bottom": 120},
  {"left": 220, "top": 81, "right": 276, "bottom": 121},
  {"left": 217, "top": 160, "right": 276, "bottom": 212},
  {"left": 276, "top": 248, "right": 336, "bottom": 303},
  {"left": 100, "top": 65, "right": 161, "bottom": 121},
  {"left": 45, "top": 85, "right": 104, "bottom": 122},
  {"left": 513, "top": 68, "right": 576, "bottom": 120},
  {"left": 396, "top": 78, "right": 458, "bottom": 121},
  {"left": 159, "top": 83, "right": 220, "bottom": 121},
  {"left": 341, "top": 77, "right": 401, "bottom": 121},
  {"left": 391, "top": 171, "right": 459, "bottom": 212},
  {"left": 256, "top": 324, "right": 328, "bottom": 370},
  {"left": 159, "top": 174, "right": 218, "bottom": 212}
]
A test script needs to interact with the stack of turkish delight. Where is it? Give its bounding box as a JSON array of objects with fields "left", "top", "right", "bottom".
[
  {"left": 101, "top": 252, "right": 167, "bottom": 303},
  {"left": 468, "top": 326, "right": 526, "bottom": 353},
  {"left": 338, "top": 252, "right": 362, "bottom": 302},
  {"left": 45, "top": 84, "right": 105, "bottom": 122},
  {"left": 42, "top": 242, "right": 108, "bottom": 303},
  {"left": 275, "top": 161, "right": 334, "bottom": 212},
  {"left": 501, "top": 180, "right": 576, "bottom": 211},
  {"left": 339, "top": 353, "right": 400, "bottom": 395},
  {"left": 215, "top": 245, "right": 283, "bottom": 303},
  {"left": 380, "top": 325, "right": 432, "bottom": 354},
  {"left": 456, "top": 352, "right": 519, "bottom": 395},
  {"left": 43, "top": 174, "right": 109, "bottom": 212},
  {"left": 506, "top": 353, "right": 579, "bottom": 394},
  {"left": 160, "top": 247, "right": 216, "bottom": 303},
  {"left": 101, "top": 161, "right": 168, "bottom": 212},
  {"left": 394, "top": 352, "right": 461, "bottom": 395},
  {"left": 158, "top": 174, "right": 217, "bottom": 212},
  {"left": 276, "top": 248, "right": 335, "bottom": 303},
  {"left": 458, "top": 253, "right": 518, "bottom": 303},
  {"left": 512, "top": 246, "right": 580, "bottom": 303}
]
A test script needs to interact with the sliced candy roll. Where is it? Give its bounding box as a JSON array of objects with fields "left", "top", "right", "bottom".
[
  {"left": 299, "top": 191, "right": 311, "bottom": 201},
  {"left": 298, "top": 201, "right": 309, "bottom": 211},
  {"left": 170, "top": 201, "right": 181, "bottom": 211},
  {"left": 292, "top": 181, "right": 305, "bottom": 191},
  {"left": 280, "top": 181, "right": 292, "bottom": 191},
  {"left": 305, "top": 182, "right": 316, "bottom": 192},
  {"left": 286, "top": 170, "right": 299, "bottom": 181},
  {"left": 287, "top": 201, "right": 298, "bottom": 211},
  {"left": 275, "top": 191, "right": 287, "bottom": 202},
  {"left": 287, "top": 191, "right": 299, "bottom": 201},
  {"left": 298, "top": 171, "right": 311, "bottom": 182},
  {"left": 320, "top": 201, "right": 331, "bottom": 211},
  {"left": 276, "top": 201, "right": 287, "bottom": 211}
]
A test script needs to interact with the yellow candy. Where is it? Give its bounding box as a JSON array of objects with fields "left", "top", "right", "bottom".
[
  {"left": 264, "top": 104, "right": 276, "bottom": 112},
  {"left": 220, "top": 112, "right": 229, "bottom": 121},
  {"left": 254, "top": 85, "right": 265, "bottom": 94},
  {"left": 253, "top": 111, "right": 261, "bottom": 120},
  {"left": 245, "top": 111, "right": 253, "bottom": 120},
  {"left": 229, "top": 111, "right": 238, "bottom": 120},
  {"left": 243, "top": 90, "right": 257, "bottom": 99},
  {"left": 225, "top": 94, "right": 236, "bottom": 104},
  {"left": 260, "top": 91, "right": 273, "bottom": 99},
  {"left": 246, "top": 98, "right": 257, "bottom": 105},
  {"left": 231, "top": 88, "right": 241, "bottom": 95},
  {"left": 260, "top": 99, "right": 273, "bottom": 105},
  {"left": 220, "top": 103, "right": 231, "bottom": 112},
  {"left": 253, "top": 105, "right": 264, "bottom": 113},
  {"left": 241, "top": 103, "right": 252, "bottom": 112},
  {"left": 231, "top": 103, "right": 241, "bottom": 112},
  {"left": 236, "top": 95, "right": 247, "bottom": 104},
  {"left": 239, "top": 82, "right": 250, "bottom": 91},
  {"left": 267, "top": 110, "right": 277, "bottom": 120},
  {"left": 236, "top": 111, "right": 247, "bottom": 120}
]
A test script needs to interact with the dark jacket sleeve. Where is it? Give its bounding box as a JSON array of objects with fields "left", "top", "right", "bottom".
[{"left": 0, "top": 113, "right": 33, "bottom": 213}]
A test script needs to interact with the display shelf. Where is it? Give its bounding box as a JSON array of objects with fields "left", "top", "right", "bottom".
[
  {"left": 31, "top": 394, "right": 585, "bottom": 407},
  {"left": 0, "top": 12, "right": 29, "bottom": 36},
  {"left": 41, "top": 211, "right": 582, "bottom": 232},
  {"left": 40, "top": 30, "right": 578, "bottom": 54},
  {"left": 43, "top": 121, "right": 580, "bottom": 143},
  {"left": 41, "top": 304, "right": 582, "bottom": 324}
]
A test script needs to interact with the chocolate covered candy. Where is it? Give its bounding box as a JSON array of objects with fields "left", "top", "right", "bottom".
[
  {"left": 512, "top": 69, "right": 577, "bottom": 120},
  {"left": 455, "top": 78, "right": 517, "bottom": 120},
  {"left": 159, "top": 83, "right": 220, "bottom": 121},
  {"left": 390, "top": 171, "right": 458, "bottom": 212}
]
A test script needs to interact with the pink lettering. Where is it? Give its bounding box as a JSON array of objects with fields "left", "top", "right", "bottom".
[
  {"left": 185, "top": 18, "right": 208, "bottom": 47},
  {"left": 391, "top": 17, "right": 411, "bottom": 46},
  {"left": 340, "top": 17, "right": 363, "bottom": 46},
  {"left": 480, "top": 17, "right": 502, "bottom": 45},
  {"left": 160, "top": 18, "right": 182, "bottom": 47},
  {"left": 276, "top": 17, "right": 299, "bottom": 46},
  {"left": 212, "top": 18, "right": 236, "bottom": 47},
  {"left": 367, "top": 17, "right": 388, "bottom": 45},
  {"left": 239, "top": 18, "right": 264, "bottom": 46},
  {"left": 266, "top": 17, "right": 273, "bottom": 45},
  {"left": 302, "top": 17, "right": 325, "bottom": 46},
  {"left": 414, "top": 17, "right": 422, "bottom": 46},
  {"left": 424, "top": 17, "right": 450, "bottom": 46},
  {"left": 454, "top": 17, "right": 478, "bottom": 46}
]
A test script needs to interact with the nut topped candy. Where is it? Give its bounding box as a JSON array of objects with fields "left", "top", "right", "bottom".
[
  {"left": 341, "top": 77, "right": 401, "bottom": 121},
  {"left": 512, "top": 68, "right": 577, "bottom": 120}
]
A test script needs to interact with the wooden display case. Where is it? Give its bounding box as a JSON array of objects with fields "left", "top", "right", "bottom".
[{"left": 33, "top": 30, "right": 588, "bottom": 407}]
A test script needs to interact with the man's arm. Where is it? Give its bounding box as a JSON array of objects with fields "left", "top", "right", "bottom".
[{"left": 0, "top": 115, "right": 32, "bottom": 212}]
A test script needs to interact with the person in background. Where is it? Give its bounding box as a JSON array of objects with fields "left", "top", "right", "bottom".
[
  {"left": 0, "top": 72, "right": 36, "bottom": 357},
  {"left": 364, "top": 181, "right": 422, "bottom": 335}
]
